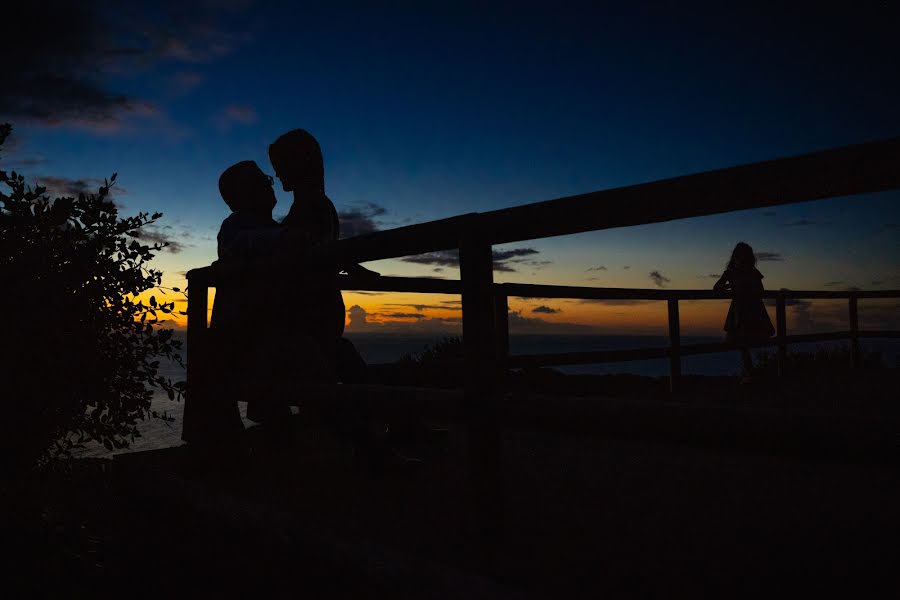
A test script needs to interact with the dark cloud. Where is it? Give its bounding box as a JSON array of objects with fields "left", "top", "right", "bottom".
[
  {"left": 526, "top": 259, "right": 553, "bottom": 269},
  {"left": 3, "top": 3, "right": 147, "bottom": 130},
  {"left": 622, "top": 266, "right": 630, "bottom": 270},
  {"left": 131, "top": 224, "right": 185, "bottom": 253},
  {"left": 401, "top": 250, "right": 460, "bottom": 268},
  {"left": 705, "top": 273, "right": 721, "bottom": 278},
  {"left": 784, "top": 219, "right": 817, "bottom": 226},
  {"left": 347, "top": 305, "right": 369, "bottom": 328},
  {"left": 532, "top": 305, "right": 560, "bottom": 314},
  {"left": 755, "top": 252, "right": 784, "bottom": 262},
  {"left": 492, "top": 248, "right": 541, "bottom": 271},
  {"left": 338, "top": 202, "right": 387, "bottom": 238},
  {"left": 586, "top": 266, "right": 607, "bottom": 271},
  {"left": 36, "top": 176, "right": 107, "bottom": 198},
  {"left": 823, "top": 281, "right": 843, "bottom": 287},
  {"left": 401, "top": 247, "right": 541, "bottom": 273},
  {"left": 648, "top": 270, "right": 670, "bottom": 288},
  {"left": 2, "top": 2, "right": 251, "bottom": 132}
]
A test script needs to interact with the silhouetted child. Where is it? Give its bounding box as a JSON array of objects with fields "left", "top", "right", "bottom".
[{"left": 714, "top": 242, "right": 775, "bottom": 383}]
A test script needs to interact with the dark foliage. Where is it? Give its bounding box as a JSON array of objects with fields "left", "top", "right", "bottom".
[{"left": 0, "top": 124, "right": 183, "bottom": 470}]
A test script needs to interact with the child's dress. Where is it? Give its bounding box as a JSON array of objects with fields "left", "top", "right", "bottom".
[{"left": 722, "top": 267, "right": 776, "bottom": 344}]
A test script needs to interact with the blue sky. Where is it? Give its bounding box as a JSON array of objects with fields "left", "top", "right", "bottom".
[{"left": 4, "top": 1, "right": 899, "bottom": 324}]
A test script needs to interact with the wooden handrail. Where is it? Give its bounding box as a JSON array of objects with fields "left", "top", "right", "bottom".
[
  {"left": 183, "top": 136, "right": 900, "bottom": 270},
  {"left": 479, "top": 135, "right": 900, "bottom": 245}
]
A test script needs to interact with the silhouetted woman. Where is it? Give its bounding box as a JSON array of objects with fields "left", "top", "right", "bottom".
[
  {"left": 268, "top": 129, "right": 370, "bottom": 382},
  {"left": 713, "top": 242, "right": 775, "bottom": 382}
]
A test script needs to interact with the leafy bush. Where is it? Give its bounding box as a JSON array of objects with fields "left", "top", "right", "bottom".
[{"left": 0, "top": 124, "right": 184, "bottom": 470}]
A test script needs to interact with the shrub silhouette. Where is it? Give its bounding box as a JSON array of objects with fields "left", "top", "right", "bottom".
[{"left": 0, "top": 124, "right": 184, "bottom": 470}]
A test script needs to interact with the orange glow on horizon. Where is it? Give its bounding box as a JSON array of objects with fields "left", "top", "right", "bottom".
[{"left": 138, "top": 288, "right": 879, "bottom": 338}]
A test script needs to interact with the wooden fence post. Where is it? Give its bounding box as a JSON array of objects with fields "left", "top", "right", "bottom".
[
  {"left": 667, "top": 298, "right": 681, "bottom": 393},
  {"left": 459, "top": 223, "right": 504, "bottom": 566},
  {"left": 181, "top": 274, "right": 208, "bottom": 444},
  {"left": 776, "top": 293, "right": 787, "bottom": 376},
  {"left": 849, "top": 295, "right": 860, "bottom": 368},
  {"left": 494, "top": 289, "right": 510, "bottom": 380}
]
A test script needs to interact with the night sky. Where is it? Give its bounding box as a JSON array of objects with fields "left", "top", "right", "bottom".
[{"left": 5, "top": 2, "right": 899, "bottom": 335}]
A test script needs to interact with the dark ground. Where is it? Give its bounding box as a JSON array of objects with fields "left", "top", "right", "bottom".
[{"left": 4, "top": 367, "right": 899, "bottom": 597}]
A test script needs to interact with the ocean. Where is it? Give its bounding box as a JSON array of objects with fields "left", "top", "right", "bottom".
[{"left": 345, "top": 332, "right": 900, "bottom": 377}]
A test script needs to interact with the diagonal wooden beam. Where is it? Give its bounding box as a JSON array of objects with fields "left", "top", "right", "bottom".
[{"left": 480, "top": 135, "right": 900, "bottom": 244}]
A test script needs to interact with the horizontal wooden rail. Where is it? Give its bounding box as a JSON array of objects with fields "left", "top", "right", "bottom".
[
  {"left": 501, "top": 283, "right": 900, "bottom": 301},
  {"left": 505, "top": 330, "right": 900, "bottom": 369}
]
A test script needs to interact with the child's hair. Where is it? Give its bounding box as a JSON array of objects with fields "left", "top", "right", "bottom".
[
  {"left": 268, "top": 129, "right": 324, "bottom": 191},
  {"left": 218, "top": 160, "right": 269, "bottom": 211},
  {"left": 727, "top": 242, "right": 756, "bottom": 271}
]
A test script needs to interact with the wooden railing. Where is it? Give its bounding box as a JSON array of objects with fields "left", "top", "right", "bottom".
[
  {"left": 183, "top": 135, "right": 900, "bottom": 564},
  {"left": 494, "top": 284, "right": 900, "bottom": 391}
]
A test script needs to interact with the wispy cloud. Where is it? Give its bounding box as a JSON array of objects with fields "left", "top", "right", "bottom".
[
  {"left": 168, "top": 71, "right": 205, "bottom": 96},
  {"left": 532, "top": 305, "right": 560, "bottom": 314},
  {"left": 36, "top": 176, "right": 110, "bottom": 198},
  {"left": 338, "top": 202, "right": 387, "bottom": 238},
  {"left": 401, "top": 247, "right": 542, "bottom": 273},
  {"left": 755, "top": 252, "right": 784, "bottom": 262},
  {"left": 214, "top": 104, "right": 258, "bottom": 130},
  {"left": 131, "top": 224, "right": 186, "bottom": 253},
  {"left": 381, "top": 312, "right": 426, "bottom": 320},
  {"left": 586, "top": 265, "right": 607, "bottom": 271},
  {"left": 384, "top": 303, "right": 461, "bottom": 312},
  {"left": 648, "top": 270, "right": 670, "bottom": 288},
  {"left": 784, "top": 219, "right": 817, "bottom": 227}
]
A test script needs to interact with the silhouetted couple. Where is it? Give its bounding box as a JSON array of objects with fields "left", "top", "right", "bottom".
[
  {"left": 714, "top": 242, "right": 775, "bottom": 383},
  {"left": 194, "top": 129, "right": 375, "bottom": 455}
]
